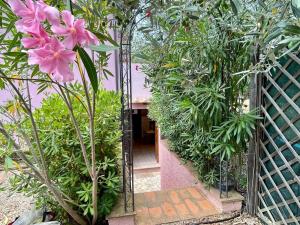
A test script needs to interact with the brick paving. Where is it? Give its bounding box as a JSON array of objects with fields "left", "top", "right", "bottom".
[{"left": 134, "top": 187, "right": 219, "bottom": 225}]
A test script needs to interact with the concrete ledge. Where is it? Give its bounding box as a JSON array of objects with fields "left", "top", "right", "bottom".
[
  {"left": 107, "top": 195, "right": 136, "bottom": 225},
  {"left": 134, "top": 164, "right": 160, "bottom": 174},
  {"left": 195, "top": 176, "right": 243, "bottom": 213},
  {"left": 159, "top": 139, "right": 243, "bottom": 213},
  {"left": 108, "top": 214, "right": 135, "bottom": 225}
]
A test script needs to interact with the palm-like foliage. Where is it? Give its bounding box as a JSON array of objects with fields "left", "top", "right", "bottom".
[{"left": 144, "top": 0, "right": 297, "bottom": 187}]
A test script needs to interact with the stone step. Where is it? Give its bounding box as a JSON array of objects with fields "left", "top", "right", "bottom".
[
  {"left": 134, "top": 187, "right": 219, "bottom": 225},
  {"left": 134, "top": 164, "right": 160, "bottom": 174},
  {"left": 108, "top": 187, "right": 221, "bottom": 225}
]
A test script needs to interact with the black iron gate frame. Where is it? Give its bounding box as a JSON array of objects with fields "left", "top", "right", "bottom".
[{"left": 118, "top": 1, "right": 151, "bottom": 213}]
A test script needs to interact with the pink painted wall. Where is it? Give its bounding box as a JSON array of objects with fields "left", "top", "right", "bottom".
[
  {"left": 0, "top": 83, "right": 50, "bottom": 108},
  {"left": 103, "top": 62, "right": 151, "bottom": 102},
  {"left": 131, "top": 64, "right": 151, "bottom": 103},
  {"left": 0, "top": 56, "right": 151, "bottom": 108},
  {"left": 0, "top": 23, "right": 150, "bottom": 106}
]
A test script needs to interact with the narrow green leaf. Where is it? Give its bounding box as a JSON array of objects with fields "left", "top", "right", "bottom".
[
  {"left": 66, "top": 0, "right": 72, "bottom": 11},
  {"left": 138, "top": 26, "right": 153, "bottom": 32},
  {"left": 230, "top": 0, "right": 241, "bottom": 15},
  {"left": 10, "top": 54, "right": 27, "bottom": 69},
  {"left": 84, "top": 206, "right": 89, "bottom": 215},
  {"left": 284, "top": 24, "right": 300, "bottom": 35},
  {"left": 0, "top": 0, "right": 11, "bottom": 10},
  {"left": 103, "top": 68, "right": 113, "bottom": 79},
  {"left": 89, "top": 44, "right": 118, "bottom": 52},
  {"left": 291, "top": 0, "right": 300, "bottom": 18},
  {"left": 0, "top": 20, "right": 14, "bottom": 43},
  {"left": 0, "top": 79, "right": 4, "bottom": 90},
  {"left": 265, "top": 27, "right": 283, "bottom": 44},
  {"left": 8, "top": 33, "right": 21, "bottom": 52},
  {"left": 3, "top": 52, "right": 26, "bottom": 57},
  {"left": 92, "top": 32, "right": 118, "bottom": 46},
  {"left": 31, "top": 65, "right": 40, "bottom": 77},
  {"left": 246, "top": 126, "right": 252, "bottom": 137},
  {"left": 76, "top": 47, "right": 98, "bottom": 92},
  {"left": 278, "top": 37, "right": 300, "bottom": 45},
  {"left": 37, "top": 83, "right": 49, "bottom": 94},
  {"left": 4, "top": 157, "right": 13, "bottom": 172}
]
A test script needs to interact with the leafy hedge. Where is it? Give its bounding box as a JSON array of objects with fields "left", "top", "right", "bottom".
[
  {"left": 142, "top": 2, "right": 261, "bottom": 187},
  {"left": 9, "top": 87, "right": 121, "bottom": 222}
]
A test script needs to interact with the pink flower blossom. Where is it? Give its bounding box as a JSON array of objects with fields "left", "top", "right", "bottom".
[
  {"left": 7, "top": 0, "right": 59, "bottom": 33},
  {"left": 51, "top": 10, "right": 98, "bottom": 49},
  {"left": 37, "top": 1, "right": 60, "bottom": 25},
  {"left": 21, "top": 25, "right": 50, "bottom": 48},
  {"left": 28, "top": 38, "right": 76, "bottom": 82},
  {"left": 8, "top": 0, "right": 44, "bottom": 32}
]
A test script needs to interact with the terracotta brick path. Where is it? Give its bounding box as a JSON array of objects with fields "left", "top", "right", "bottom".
[{"left": 134, "top": 187, "right": 219, "bottom": 225}]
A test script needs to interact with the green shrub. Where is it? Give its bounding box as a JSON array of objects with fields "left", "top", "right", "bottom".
[
  {"left": 144, "top": 3, "right": 261, "bottom": 188},
  {"left": 9, "top": 87, "right": 121, "bottom": 222}
]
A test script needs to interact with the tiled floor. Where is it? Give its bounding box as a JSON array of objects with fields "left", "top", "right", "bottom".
[
  {"left": 133, "top": 143, "right": 159, "bottom": 169},
  {"left": 134, "top": 172, "right": 161, "bottom": 193},
  {"left": 134, "top": 187, "right": 219, "bottom": 225},
  {"left": 133, "top": 143, "right": 161, "bottom": 193}
]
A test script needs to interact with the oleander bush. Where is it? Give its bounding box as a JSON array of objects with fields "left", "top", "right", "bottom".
[
  {"left": 1, "top": 1, "right": 300, "bottom": 223},
  {"left": 140, "top": 0, "right": 300, "bottom": 189},
  {"left": 8, "top": 87, "right": 121, "bottom": 223},
  {"left": 139, "top": 1, "right": 266, "bottom": 188},
  {"left": 0, "top": 0, "right": 124, "bottom": 223}
]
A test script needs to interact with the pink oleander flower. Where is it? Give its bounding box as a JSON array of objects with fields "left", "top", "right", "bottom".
[
  {"left": 7, "top": 0, "right": 59, "bottom": 33},
  {"left": 28, "top": 38, "right": 76, "bottom": 82},
  {"left": 51, "top": 10, "right": 98, "bottom": 49},
  {"left": 21, "top": 25, "right": 50, "bottom": 48},
  {"left": 8, "top": 0, "right": 45, "bottom": 32},
  {"left": 37, "top": 1, "right": 60, "bottom": 25}
]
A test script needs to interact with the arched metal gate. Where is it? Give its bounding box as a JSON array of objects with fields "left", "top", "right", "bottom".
[
  {"left": 119, "top": 23, "right": 134, "bottom": 212},
  {"left": 118, "top": 2, "right": 151, "bottom": 213}
]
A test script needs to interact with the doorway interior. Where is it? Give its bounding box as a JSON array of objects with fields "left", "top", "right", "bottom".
[{"left": 132, "top": 108, "right": 159, "bottom": 170}]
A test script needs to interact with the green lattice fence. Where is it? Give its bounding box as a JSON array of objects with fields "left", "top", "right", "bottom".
[{"left": 257, "top": 51, "right": 300, "bottom": 224}]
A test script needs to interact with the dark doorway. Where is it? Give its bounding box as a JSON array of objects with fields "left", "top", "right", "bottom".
[{"left": 132, "top": 109, "right": 158, "bottom": 169}]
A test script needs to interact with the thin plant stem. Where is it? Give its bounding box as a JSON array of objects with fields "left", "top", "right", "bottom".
[
  {"left": 76, "top": 53, "right": 92, "bottom": 116},
  {"left": 0, "top": 74, "right": 89, "bottom": 113},
  {"left": 57, "top": 85, "right": 92, "bottom": 177},
  {"left": 0, "top": 121, "right": 41, "bottom": 177},
  {"left": 75, "top": 53, "right": 98, "bottom": 224},
  {"left": 0, "top": 108, "right": 88, "bottom": 225},
  {"left": 3, "top": 75, "right": 49, "bottom": 179},
  {"left": 91, "top": 91, "right": 98, "bottom": 225}
]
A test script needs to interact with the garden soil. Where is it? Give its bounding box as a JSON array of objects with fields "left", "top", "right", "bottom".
[{"left": 0, "top": 171, "right": 34, "bottom": 224}]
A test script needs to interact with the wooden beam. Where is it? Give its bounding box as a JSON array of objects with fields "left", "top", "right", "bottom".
[{"left": 247, "top": 70, "right": 261, "bottom": 215}]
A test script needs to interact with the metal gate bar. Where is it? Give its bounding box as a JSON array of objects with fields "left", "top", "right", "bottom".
[
  {"left": 120, "top": 25, "right": 134, "bottom": 213},
  {"left": 118, "top": 1, "right": 152, "bottom": 212}
]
